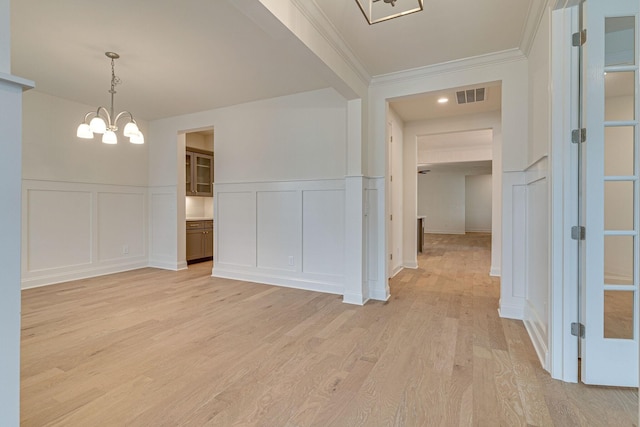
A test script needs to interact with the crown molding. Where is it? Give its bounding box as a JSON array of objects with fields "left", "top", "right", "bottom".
[
  {"left": 290, "top": 0, "right": 371, "bottom": 88},
  {"left": 370, "top": 49, "right": 527, "bottom": 88},
  {"left": 519, "top": 0, "right": 551, "bottom": 57}
]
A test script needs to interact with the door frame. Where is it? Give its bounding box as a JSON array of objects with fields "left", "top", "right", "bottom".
[{"left": 550, "top": 3, "right": 581, "bottom": 383}]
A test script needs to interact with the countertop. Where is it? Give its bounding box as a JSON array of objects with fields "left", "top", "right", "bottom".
[{"left": 186, "top": 217, "right": 213, "bottom": 221}]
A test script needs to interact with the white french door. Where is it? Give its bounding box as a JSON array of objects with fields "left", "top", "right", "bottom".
[{"left": 581, "top": 0, "right": 639, "bottom": 386}]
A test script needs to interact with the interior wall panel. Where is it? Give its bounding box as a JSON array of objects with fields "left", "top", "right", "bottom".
[
  {"left": 302, "top": 189, "right": 345, "bottom": 277},
  {"left": 217, "top": 191, "right": 256, "bottom": 267},
  {"left": 26, "top": 188, "right": 92, "bottom": 271},
  {"left": 98, "top": 192, "right": 145, "bottom": 261},
  {"left": 22, "top": 180, "right": 148, "bottom": 288},
  {"left": 257, "top": 191, "right": 300, "bottom": 271}
]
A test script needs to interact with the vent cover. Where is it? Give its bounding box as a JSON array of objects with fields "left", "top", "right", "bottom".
[{"left": 456, "top": 88, "right": 486, "bottom": 104}]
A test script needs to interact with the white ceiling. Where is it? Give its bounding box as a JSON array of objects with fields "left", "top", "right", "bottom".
[
  {"left": 315, "top": 0, "right": 535, "bottom": 76},
  {"left": 10, "top": 0, "right": 539, "bottom": 121},
  {"left": 390, "top": 83, "right": 501, "bottom": 122}
]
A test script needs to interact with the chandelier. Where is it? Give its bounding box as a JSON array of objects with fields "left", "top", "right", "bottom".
[
  {"left": 76, "top": 52, "right": 144, "bottom": 144},
  {"left": 356, "top": 0, "right": 424, "bottom": 25}
]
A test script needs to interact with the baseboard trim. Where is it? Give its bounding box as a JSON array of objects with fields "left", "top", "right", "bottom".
[
  {"left": 21, "top": 260, "right": 148, "bottom": 289},
  {"left": 404, "top": 261, "right": 418, "bottom": 269},
  {"left": 524, "top": 318, "right": 550, "bottom": 371},
  {"left": 391, "top": 265, "right": 403, "bottom": 278},
  {"left": 343, "top": 292, "right": 369, "bottom": 306},
  {"left": 490, "top": 266, "right": 501, "bottom": 277},
  {"left": 498, "top": 300, "right": 525, "bottom": 320},
  {"left": 148, "top": 259, "right": 182, "bottom": 271},
  {"left": 369, "top": 287, "right": 390, "bottom": 302},
  {"left": 211, "top": 268, "right": 343, "bottom": 296}
]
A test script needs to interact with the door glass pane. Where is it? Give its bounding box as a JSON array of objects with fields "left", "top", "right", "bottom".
[
  {"left": 604, "top": 291, "right": 635, "bottom": 339},
  {"left": 605, "top": 16, "right": 636, "bottom": 66},
  {"left": 604, "top": 235, "right": 634, "bottom": 285},
  {"left": 605, "top": 126, "right": 635, "bottom": 176},
  {"left": 186, "top": 154, "right": 191, "bottom": 193},
  {"left": 604, "top": 181, "right": 634, "bottom": 230},
  {"left": 605, "top": 72, "right": 635, "bottom": 121}
]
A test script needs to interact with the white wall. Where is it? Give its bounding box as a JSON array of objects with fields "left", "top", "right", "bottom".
[
  {"left": 148, "top": 88, "right": 359, "bottom": 296},
  {"left": 418, "top": 172, "right": 466, "bottom": 234},
  {"left": 186, "top": 196, "right": 214, "bottom": 219},
  {"left": 21, "top": 91, "right": 150, "bottom": 288},
  {"left": 403, "top": 111, "right": 502, "bottom": 272},
  {"left": 466, "top": 174, "right": 492, "bottom": 232}
]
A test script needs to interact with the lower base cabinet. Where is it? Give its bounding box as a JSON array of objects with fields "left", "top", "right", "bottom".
[{"left": 186, "top": 220, "right": 213, "bottom": 263}]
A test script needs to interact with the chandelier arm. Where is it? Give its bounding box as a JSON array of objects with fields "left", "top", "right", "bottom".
[
  {"left": 114, "top": 111, "right": 136, "bottom": 125},
  {"left": 96, "top": 106, "right": 114, "bottom": 128},
  {"left": 82, "top": 111, "right": 95, "bottom": 124}
]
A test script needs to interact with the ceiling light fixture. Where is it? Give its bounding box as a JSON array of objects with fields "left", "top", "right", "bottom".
[
  {"left": 356, "top": 0, "right": 424, "bottom": 25},
  {"left": 437, "top": 97, "right": 449, "bottom": 104},
  {"left": 76, "top": 52, "right": 144, "bottom": 145}
]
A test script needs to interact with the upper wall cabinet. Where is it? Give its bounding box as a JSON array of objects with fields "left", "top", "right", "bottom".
[{"left": 186, "top": 149, "right": 214, "bottom": 197}]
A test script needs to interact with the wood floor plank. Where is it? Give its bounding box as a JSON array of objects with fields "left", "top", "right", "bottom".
[{"left": 21, "top": 233, "right": 638, "bottom": 426}]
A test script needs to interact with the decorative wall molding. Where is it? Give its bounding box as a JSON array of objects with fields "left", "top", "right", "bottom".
[
  {"left": 213, "top": 179, "right": 347, "bottom": 296},
  {"left": 21, "top": 180, "right": 148, "bottom": 289},
  {"left": 499, "top": 171, "right": 527, "bottom": 320},
  {"left": 370, "top": 49, "right": 527, "bottom": 88}
]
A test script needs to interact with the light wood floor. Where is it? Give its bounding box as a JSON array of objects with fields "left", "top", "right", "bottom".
[{"left": 21, "top": 233, "right": 638, "bottom": 426}]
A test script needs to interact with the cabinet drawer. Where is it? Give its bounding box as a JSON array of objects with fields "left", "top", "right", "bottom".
[
  {"left": 204, "top": 220, "right": 213, "bottom": 230},
  {"left": 187, "top": 221, "right": 203, "bottom": 229}
]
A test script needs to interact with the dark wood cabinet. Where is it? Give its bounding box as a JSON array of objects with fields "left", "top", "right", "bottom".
[
  {"left": 186, "top": 220, "right": 213, "bottom": 263},
  {"left": 186, "top": 149, "right": 213, "bottom": 197}
]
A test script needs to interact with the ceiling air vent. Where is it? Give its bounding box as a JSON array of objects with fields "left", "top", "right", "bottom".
[{"left": 456, "top": 88, "right": 486, "bottom": 104}]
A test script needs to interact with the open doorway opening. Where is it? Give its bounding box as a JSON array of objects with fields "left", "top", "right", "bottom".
[
  {"left": 386, "top": 81, "right": 502, "bottom": 277},
  {"left": 184, "top": 129, "right": 214, "bottom": 266}
]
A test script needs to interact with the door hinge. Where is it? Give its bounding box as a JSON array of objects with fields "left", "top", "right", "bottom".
[
  {"left": 572, "top": 29, "right": 587, "bottom": 47},
  {"left": 571, "top": 226, "right": 586, "bottom": 240},
  {"left": 390, "top": 214, "right": 393, "bottom": 221},
  {"left": 390, "top": 254, "right": 393, "bottom": 260},
  {"left": 571, "top": 322, "right": 585, "bottom": 338},
  {"left": 390, "top": 136, "right": 393, "bottom": 142},
  {"left": 390, "top": 175, "right": 393, "bottom": 182},
  {"left": 571, "top": 128, "right": 586, "bottom": 144}
]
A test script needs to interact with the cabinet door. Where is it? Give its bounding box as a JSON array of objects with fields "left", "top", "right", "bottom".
[
  {"left": 204, "top": 231, "right": 213, "bottom": 257},
  {"left": 194, "top": 153, "right": 213, "bottom": 196},
  {"left": 186, "top": 226, "right": 204, "bottom": 261},
  {"left": 186, "top": 153, "right": 194, "bottom": 195}
]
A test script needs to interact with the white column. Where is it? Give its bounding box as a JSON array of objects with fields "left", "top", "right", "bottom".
[
  {"left": 1, "top": 4, "right": 34, "bottom": 424},
  {"left": 0, "top": 71, "right": 34, "bottom": 426},
  {"left": 343, "top": 99, "right": 367, "bottom": 304}
]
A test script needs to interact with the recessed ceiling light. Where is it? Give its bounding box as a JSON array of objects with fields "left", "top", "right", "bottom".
[{"left": 437, "top": 97, "right": 449, "bottom": 104}]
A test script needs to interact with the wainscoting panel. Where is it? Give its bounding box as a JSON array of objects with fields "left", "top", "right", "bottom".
[
  {"left": 98, "top": 192, "right": 145, "bottom": 262},
  {"left": 257, "top": 190, "right": 300, "bottom": 271},
  {"left": 149, "top": 187, "right": 178, "bottom": 270},
  {"left": 213, "top": 180, "right": 345, "bottom": 295},
  {"left": 22, "top": 180, "right": 148, "bottom": 289},
  {"left": 302, "top": 189, "right": 345, "bottom": 277},
  {"left": 524, "top": 157, "right": 550, "bottom": 370},
  {"left": 216, "top": 191, "right": 257, "bottom": 268},
  {"left": 26, "top": 188, "right": 92, "bottom": 272}
]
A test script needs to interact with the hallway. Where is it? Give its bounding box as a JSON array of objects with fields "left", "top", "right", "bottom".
[{"left": 21, "top": 234, "right": 637, "bottom": 425}]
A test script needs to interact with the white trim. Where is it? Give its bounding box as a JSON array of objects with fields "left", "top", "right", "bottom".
[
  {"left": 549, "top": 5, "right": 580, "bottom": 383},
  {"left": 0, "top": 71, "right": 34, "bottom": 89},
  {"left": 490, "top": 267, "right": 501, "bottom": 277},
  {"left": 520, "top": 0, "right": 551, "bottom": 56},
  {"left": 524, "top": 303, "right": 550, "bottom": 371},
  {"left": 371, "top": 49, "right": 527, "bottom": 88},
  {"left": 497, "top": 301, "right": 525, "bottom": 319},
  {"left": 212, "top": 267, "right": 343, "bottom": 296},
  {"left": 343, "top": 293, "right": 369, "bottom": 306},
  {"left": 21, "top": 260, "right": 148, "bottom": 289},
  {"left": 404, "top": 261, "right": 419, "bottom": 269}
]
